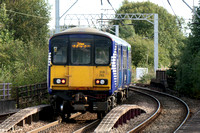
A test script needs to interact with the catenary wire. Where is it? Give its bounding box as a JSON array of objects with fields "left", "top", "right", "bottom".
[
  {"left": 0, "top": 8, "right": 48, "bottom": 19},
  {"left": 167, "top": 0, "right": 182, "bottom": 27}
]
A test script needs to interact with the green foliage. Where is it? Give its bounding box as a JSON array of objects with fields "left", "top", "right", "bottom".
[
  {"left": 0, "top": 40, "right": 48, "bottom": 86},
  {"left": 138, "top": 72, "right": 155, "bottom": 84},
  {"left": 116, "top": 1, "right": 186, "bottom": 67},
  {"left": 0, "top": 4, "right": 13, "bottom": 43},
  {"left": 176, "top": 4, "right": 200, "bottom": 98},
  {"left": 10, "top": 43, "right": 48, "bottom": 86},
  {"left": 0, "top": 1, "right": 50, "bottom": 87},
  {"left": 0, "top": 3, "right": 15, "bottom": 65},
  {"left": 126, "top": 35, "right": 154, "bottom": 67},
  {"left": 1, "top": 0, "right": 50, "bottom": 44}
]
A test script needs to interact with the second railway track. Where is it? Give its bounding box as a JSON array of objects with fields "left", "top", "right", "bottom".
[{"left": 130, "top": 85, "right": 190, "bottom": 132}]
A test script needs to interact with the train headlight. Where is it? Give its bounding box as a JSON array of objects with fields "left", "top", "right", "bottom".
[
  {"left": 95, "top": 79, "right": 108, "bottom": 85},
  {"left": 54, "top": 78, "right": 66, "bottom": 84},
  {"left": 56, "top": 79, "right": 61, "bottom": 84},
  {"left": 100, "top": 80, "right": 105, "bottom": 85}
]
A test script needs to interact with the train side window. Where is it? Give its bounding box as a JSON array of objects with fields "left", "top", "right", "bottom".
[
  {"left": 123, "top": 48, "right": 127, "bottom": 69},
  {"left": 51, "top": 36, "right": 68, "bottom": 65},
  {"left": 119, "top": 47, "right": 121, "bottom": 69},
  {"left": 128, "top": 49, "right": 132, "bottom": 69}
]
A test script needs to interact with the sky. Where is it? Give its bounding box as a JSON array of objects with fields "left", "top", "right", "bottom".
[{"left": 47, "top": 0, "right": 199, "bottom": 30}]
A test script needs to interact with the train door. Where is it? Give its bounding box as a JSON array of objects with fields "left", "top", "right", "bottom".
[{"left": 68, "top": 35, "right": 93, "bottom": 88}]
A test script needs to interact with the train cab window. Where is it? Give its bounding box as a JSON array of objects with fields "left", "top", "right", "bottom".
[
  {"left": 95, "top": 47, "right": 109, "bottom": 65},
  {"left": 70, "top": 35, "right": 93, "bottom": 65},
  {"left": 95, "top": 36, "right": 111, "bottom": 65},
  {"left": 51, "top": 36, "right": 68, "bottom": 65},
  {"left": 71, "top": 42, "right": 91, "bottom": 64}
]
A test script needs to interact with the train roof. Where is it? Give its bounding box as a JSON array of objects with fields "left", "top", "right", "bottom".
[{"left": 52, "top": 27, "right": 131, "bottom": 48}]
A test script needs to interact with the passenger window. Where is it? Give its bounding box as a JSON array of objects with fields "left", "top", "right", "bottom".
[
  {"left": 119, "top": 48, "right": 121, "bottom": 69},
  {"left": 123, "top": 48, "right": 127, "bottom": 69},
  {"left": 128, "top": 49, "right": 132, "bottom": 69}
]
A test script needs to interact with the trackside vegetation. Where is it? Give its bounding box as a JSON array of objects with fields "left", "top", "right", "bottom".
[
  {"left": 115, "top": 0, "right": 185, "bottom": 68},
  {"left": 176, "top": 2, "right": 200, "bottom": 98},
  {"left": 0, "top": 1, "right": 50, "bottom": 86},
  {"left": 116, "top": 0, "right": 200, "bottom": 98}
]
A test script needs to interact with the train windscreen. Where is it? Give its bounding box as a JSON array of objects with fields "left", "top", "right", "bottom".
[
  {"left": 50, "top": 34, "right": 111, "bottom": 65},
  {"left": 51, "top": 36, "right": 68, "bottom": 65},
  {"left": 70, "top": 34, "right": 92, "bottom": 65},
  {"left": 94, "top": 36, "right": 111, "bottom": 65}
]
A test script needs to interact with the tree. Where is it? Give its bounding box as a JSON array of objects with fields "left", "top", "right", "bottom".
[
  {"left": 126, "top": 34, "right": 154, "bottom": 67},
  {"left": 115, "top": 1, "right": 185, "bottom": 67},
  {"left": 176, "top": 3, "right": 200, "bottom": 98},
  {"left": 0, "top": 3, "right": 14, "bottom": 65},
  {"left": 0, "top": 1, "right": 50, "bottom": 86},
  {"left": 0, "top": 0, "right": 50, "bottom": 45}
]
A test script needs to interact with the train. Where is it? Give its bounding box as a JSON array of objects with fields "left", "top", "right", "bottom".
[{"left": 47, "top": 27, "right": 132, "bottom": 119}]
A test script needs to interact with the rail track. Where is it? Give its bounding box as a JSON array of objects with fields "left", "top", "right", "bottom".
[
  {"left": 127, "top": 88, "right": 161, "bottom": 132},
  {"left": 27, "top": 105, "right": 146, "bottom": 133},
  {"left": 27, "top": 112, "right": 82, "bottom": 133},
  {"left": 1, "top": 85, "right": 190, "bottom": 132},
  {"left": 129, "top": 85, "right": 190, "bottom": 132},
  {"left": 72, "top": 90, "right": 162, "bottom": 133}
]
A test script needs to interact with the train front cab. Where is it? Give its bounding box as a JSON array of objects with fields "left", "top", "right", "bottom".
[{"left": 48, "top": 34, "right": 114, "bottom": 118}]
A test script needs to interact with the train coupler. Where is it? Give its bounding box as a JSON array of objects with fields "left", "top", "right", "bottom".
[{"left": 93, "top": 101, "right": 108, "bottom": 111}]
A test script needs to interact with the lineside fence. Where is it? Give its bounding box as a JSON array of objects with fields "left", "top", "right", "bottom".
[
  {"left": 0, "top": 83, "right": 12, "bottom": 100},
  {"left": 15, "top": 82, "right": 49, "bottom": 108}
]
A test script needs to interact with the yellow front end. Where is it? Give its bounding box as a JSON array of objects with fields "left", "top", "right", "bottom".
[{"left": 50, "top": 65, "right": 111, "bottom": 91}]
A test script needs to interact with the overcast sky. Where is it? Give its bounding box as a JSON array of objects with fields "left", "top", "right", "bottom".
[{"left": 47, "top": 0, "right": 199, "bottom": 29}]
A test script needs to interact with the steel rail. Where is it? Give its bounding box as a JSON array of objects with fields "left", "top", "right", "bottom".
[
  {"left": 27, "top": 112, "right": 82, "bottom": 133},
  {"left": 27, "top": 120, "right": 61, "bottom": 133},
  {"left": 127, "top": 87, "right": 162, "bottom": 133},
  {"left": 131, "top": 85, "right": 190, "bottom": 132},
  {"left": 73, "top": 119, "right": 100, "bottom": 133}
]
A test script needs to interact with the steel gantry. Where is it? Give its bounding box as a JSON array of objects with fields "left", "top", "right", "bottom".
[{"left": 63, "top": 13, "right": 159, "bottom": 71}]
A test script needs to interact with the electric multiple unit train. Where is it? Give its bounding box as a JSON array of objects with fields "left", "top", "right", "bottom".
[{"left": 47, "top": 27, "right": 132, "bottom": 119}]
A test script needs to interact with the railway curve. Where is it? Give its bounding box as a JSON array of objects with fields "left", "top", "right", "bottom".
[{"left": 130, "top": 85, "right": 190, "bottom": 132}]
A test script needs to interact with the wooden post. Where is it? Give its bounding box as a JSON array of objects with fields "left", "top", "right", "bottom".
[
  {"left": 3, "top": 83, "right": 5, "bottom": 99},
  {"left": 16, "top": 87, "right": 19, "bottom": 108}
]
